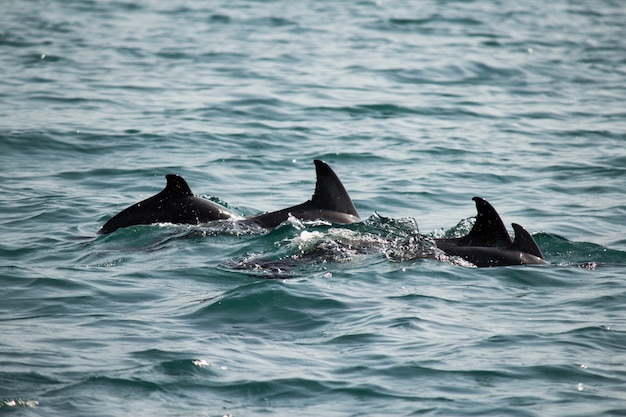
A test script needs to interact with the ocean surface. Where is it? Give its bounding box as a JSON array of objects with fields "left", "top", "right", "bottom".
[{"left": 1, "top": 0, "right": 626, "bottom": 415}]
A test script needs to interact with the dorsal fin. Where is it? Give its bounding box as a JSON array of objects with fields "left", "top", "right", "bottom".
[
  {"left": 160, "top": 174, "right": 194, "bottom": 198},
  {"left": 511, "top": 223, "right": 544, "bottom": 259},
  {"left": 457, "top": 197, "right": 512, "bottom": 247},
  {"left": 309, "top": 160, "right": 359, "bottom": 217}
]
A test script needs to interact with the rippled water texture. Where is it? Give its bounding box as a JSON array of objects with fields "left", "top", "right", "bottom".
[{"left": 1, "top": 0, "right": 625, "bottom": 416}]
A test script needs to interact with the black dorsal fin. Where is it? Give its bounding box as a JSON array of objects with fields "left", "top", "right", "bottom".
[
  {"left": 309, "top": 160, "right": 359, "bottom": 217},
  {"left": 511, "top": 223, "right": 544, "bottom": 259},
  {"left": 458, "top": 197, "right": 512, "bottom": 247},
  {"left": 161, "top": 174, "right": 194, "bottom": 198}
]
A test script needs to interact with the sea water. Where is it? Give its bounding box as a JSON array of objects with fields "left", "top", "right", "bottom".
[{"left": 1, "top": 0, "right": 625, "bottom": 416}]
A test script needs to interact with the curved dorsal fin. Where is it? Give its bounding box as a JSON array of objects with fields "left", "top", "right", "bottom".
[
  {"left": 458, "top": 197, "right": 512, "bottom": 247},
  {"left": 309, "top": 160, "right": 359, "bottom": 217},
  {"left": 161, "top": 174, "right": 194, "bottom": 198},
  {"left": 511, "top": 223, "right": 544, "bottom": 259}
]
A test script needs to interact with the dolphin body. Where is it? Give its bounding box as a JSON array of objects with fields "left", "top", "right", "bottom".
[
  {"left": 99, "top": 160, "right": 360, "bottom": 234},
  {"left": 98, "top": 174, "right": 241, "bottom": 234},
  {"left": 434, "top": 197, "right": 545, "bottom": 267}
]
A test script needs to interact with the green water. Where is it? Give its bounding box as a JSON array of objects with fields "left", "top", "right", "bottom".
[{"left": 1, "top": 0, "right": 625, "bottom": 415}]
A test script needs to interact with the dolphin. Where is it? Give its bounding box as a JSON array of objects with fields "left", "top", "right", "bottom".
[
  {"left": 242, "top": 159, "right": 360, "bottom": 228},
  {"left": 98, "top": 174, "right": 241, "bottom": 234},
  {"left": 434, "top": 197, "right": 545, "bottom": 267}
]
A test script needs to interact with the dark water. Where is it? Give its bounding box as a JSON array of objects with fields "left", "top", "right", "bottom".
[{"left": 1, "top": 0, "right": 626, "bottom": 415}]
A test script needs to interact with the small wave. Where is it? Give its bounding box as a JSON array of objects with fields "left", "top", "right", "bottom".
[
  {"left": 221, "top": 215, "right": 442, "bottom": 277},
  {"left": 536, "top": 233, "right": 626, "bottom": 267},
  {"left": 0, "top": 399, "right": 39, "bottom": 409}
]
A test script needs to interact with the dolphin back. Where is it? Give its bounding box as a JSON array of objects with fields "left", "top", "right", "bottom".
[
  {"left": 243, "top": 160, "right": 360, "bottom": 229},
  {"left": 98, "top": 174, "right": 239, "bottom": 234}
]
